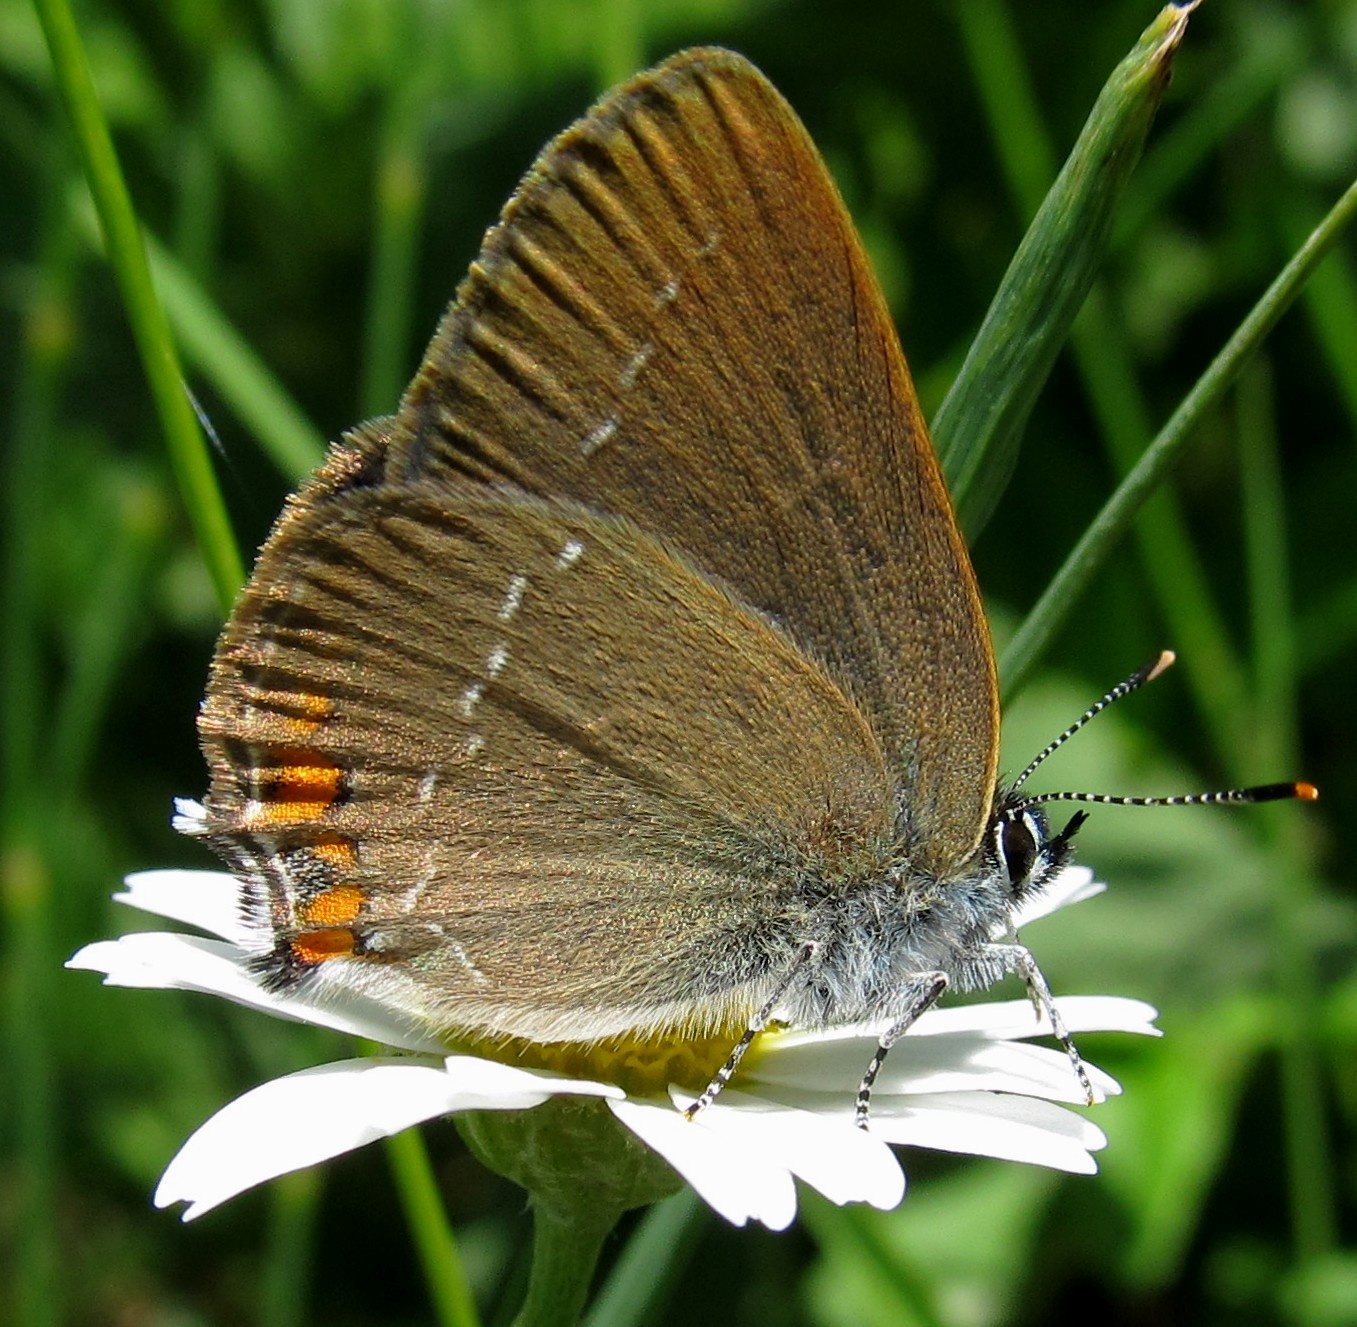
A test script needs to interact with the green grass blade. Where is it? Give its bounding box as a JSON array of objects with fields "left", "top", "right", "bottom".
[
  {"left": 258, "top": 1171, "right": 324, "bottom": 1327},
  {"left": 65, "top": 187, "right": 325, "bottom": 483},
  {"left": 1064, "top": 287, "right": 1249, "bottom": 753},
  {"left": 144, "top": 230, "right": 327, "bottom": 480},
  {"left": 34, "top": 0, "right": 243, "bottom": 609},
  {"left": 1001, "top": 175, "right": 1357, "bottom": 695},
  {"left": 583, "top": 1190, "right": 704, "bottom": 1327},
  {"left": 384, "top": 1128, "right": 484, "bottom": 1327},
  {"left": 956, "top": 0, "right": 1251, "bottom": 746},
  {"left": 1278, "top": 193, "right": 1357, "bottom": 443},
  {"left": 936, "top": 1, "right": 1194, "bottom": 533}
]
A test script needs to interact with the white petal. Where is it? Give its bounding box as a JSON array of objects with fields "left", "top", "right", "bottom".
[
  {"left": 608, "top": 1097, "right": 798, "bottom": 1229},
  {"left": 158, "top": 1057, "right": 443, "bottom": 1219},
  {"left": 67, "top": 932, "right": 448, "bottom": 1054},
  {"left": 749, "top": 1000, "right": 1152, "bottom": 1103},
  {"left": 867, "top": 1091, "right": 1106, "bottom": 1173},
  {"left": 434, "top": 1054, "right": 623, "bottom": 1109},
  {"left": 1010, "top": 865, "right": 1104, "bottom": 929},
  {"left": 758, "top": 996, "right": 1157, "bottom": 1060},
  {"left": 116, "top": 869, "right": 252, "bottom": 943},
  {"left": 670, "top": 1088, "right": 905, "bottom": 1211},
  {"left": 867, "top": 1038, "right": 1122, "bottom": 1103},
  {"left": 747, "top": 1033, "right": 1118, "bottom": 1109},
  {"left": 901, "top": 995, "right": 1160, "bottom": 1040},
  {"left": 158, "top": 1056, "right": 620, "bottom": 1220}
]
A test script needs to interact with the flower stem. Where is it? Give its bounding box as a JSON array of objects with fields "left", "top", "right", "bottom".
[
  {"left": 512, "top": 1204, "right": 615, "bottom": 1327},
  {"left": 457, "top": 1099, "right": 680, "bottom": 1326}
]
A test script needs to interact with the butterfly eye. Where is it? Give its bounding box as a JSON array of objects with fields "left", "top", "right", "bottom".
[{"left": 996, "top": 808, "right": 1044, "bottom": 892}]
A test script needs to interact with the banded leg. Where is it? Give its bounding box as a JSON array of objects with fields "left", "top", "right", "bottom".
[
  {"left": 855, "top": 971, "right": 949, "bottom": 1129},
  {"left": 685, "top": 941, "right": 818, "bottom": 1120},
  {"left": 984, "top": 942, "right": 1095, "bottom": 1105}
]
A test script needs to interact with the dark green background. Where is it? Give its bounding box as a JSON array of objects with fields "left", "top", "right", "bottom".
[{"left": 3, "top": 1, "right": 1353, "bottom": 1323}]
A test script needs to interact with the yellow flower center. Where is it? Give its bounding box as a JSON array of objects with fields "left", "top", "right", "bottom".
[{"left": 450, "top": 1027, "right": 752, "bottom": 1097}]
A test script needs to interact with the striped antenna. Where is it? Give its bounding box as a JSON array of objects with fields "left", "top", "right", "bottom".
[
  {"left": 1012, "top": 649, "right": 1319, "bottom": 811},
  {"left": 1011, "top": 650, "right": 1177, "bottom": 792},
  {"left": 1025, "top": 782, "right": 1319, "bottom": 810}
]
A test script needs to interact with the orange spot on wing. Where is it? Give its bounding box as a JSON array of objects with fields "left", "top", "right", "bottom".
[
  {"left": 255, "top": 689, "right": 334, "bottom": 736},
  {"left": 290, "top": 928, "right": 357, "bottom": 964},
  {"left": 247, "top": 800, "right": 334, "bottom": 826},
  {"left": 261, "top": 752, "right": 344, "bottom": 802},
  {"left": 290, "top": 692, "right": 334, "bottom": 723},
  {"left": 302, "top": 884, "right": 364, "bottom": 927},
  {"left": 311, "top": 835, "right": 358, "bottom": 868},
  {"left": 245, "top": 747, "right": 347, "bottom": 825}
]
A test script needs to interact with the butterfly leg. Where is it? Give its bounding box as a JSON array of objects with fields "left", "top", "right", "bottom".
[
  {"left": 855, "top": 971, "right": 949, "bottom": 1129},
  {"left": 684, "top": 941, "right": 819, "bottom": 1120},
  {"left": 984, "top": 942, "right": 1095, "bottom": 1105},
  {"left": 1009, "top": 930, "right": 1045, "bottom": 1022}
]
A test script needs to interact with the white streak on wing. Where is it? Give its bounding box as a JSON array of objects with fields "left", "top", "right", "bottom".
[
  {"left": 417, "top": 770, "right": 438, "bottom": 804},
  {"left": 619, "top": 342, "right": 653, "bottom": 391},
  {"left": 395, "top": 847, "right": 438, "bottom": 910},
  {"left": 498, "top": 573, "right": 528, "bottom": 621},
  {"left": 581, "top": 417, "right": 617, "bottom": 457},
  {"left": 445, "top": 939, "right": 489, "bottom": 985},
  {"left": 556, "top": 539, "right": 585, "bottom": 569},
  {"left": 407, "top": 925, "right": 491, "bottom": 987},
  {"left": 655, "top": 277, "right": 680, "bottom": 308},
  {"left": 486, "top": 643, "right": 509, "bottom": 677}
]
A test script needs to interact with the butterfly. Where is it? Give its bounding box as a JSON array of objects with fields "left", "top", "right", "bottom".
[{"left": 190, "top": 48, "right": 1306, "bottom": 1124}]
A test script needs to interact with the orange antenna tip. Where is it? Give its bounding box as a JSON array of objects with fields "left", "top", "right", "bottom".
[
  {"left": 1146, "top": 649, "right": 1176, "bottom": 681},
  {"left": 1295, "top": 782, "right": 1320, "bottom": 801}
]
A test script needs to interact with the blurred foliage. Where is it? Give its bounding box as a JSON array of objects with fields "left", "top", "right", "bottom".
[{"left": 3, "top": 0, "right": 1355, "bottom": 1324}]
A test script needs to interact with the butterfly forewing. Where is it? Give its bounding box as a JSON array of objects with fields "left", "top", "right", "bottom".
[{"left": 390, "top": 49, "right": 998, "bottom": 871}]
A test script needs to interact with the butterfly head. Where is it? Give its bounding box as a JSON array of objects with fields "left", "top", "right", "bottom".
[{"left": 989, "top": 792, "right": 1088, "bottom": 903}]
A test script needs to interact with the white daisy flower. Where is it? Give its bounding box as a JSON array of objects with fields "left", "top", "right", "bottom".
[{"left": 67, "top": 856, "right": 1157, "bottom": 1230}]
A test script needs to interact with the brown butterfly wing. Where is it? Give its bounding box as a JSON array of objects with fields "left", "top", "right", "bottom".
[
  {"left": 387, "top": 48, "right": 997, "bottom": 870},
  {"left": 200, "top": 423, "right": 896, "bottom": 1039},
  {"left": 199, "top": 49, "right": 1000, "bottom": 1043}
]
